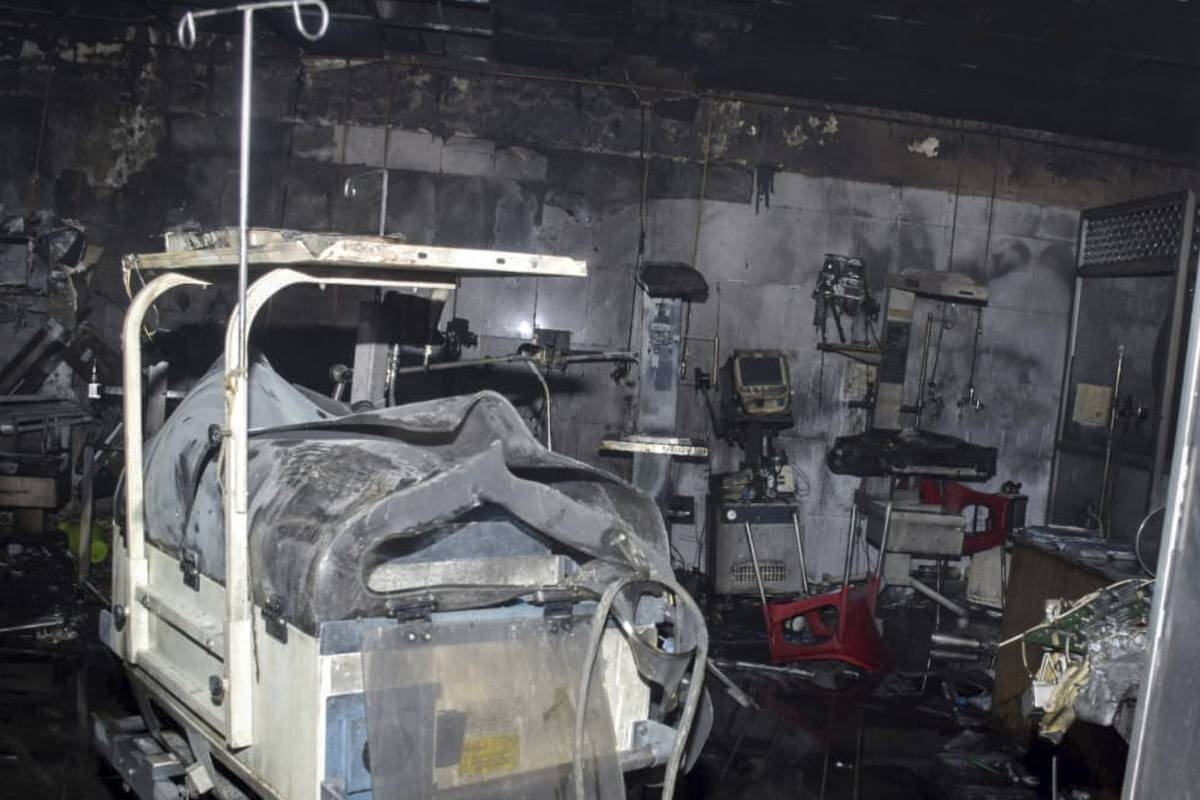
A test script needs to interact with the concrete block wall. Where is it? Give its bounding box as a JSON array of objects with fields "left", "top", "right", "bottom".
[
  {"left": 1, "top": 31, "right": 1197, "bottom": 579},
  {"left": 647, "top": 178, "right": 1080, "bottom": 575}
]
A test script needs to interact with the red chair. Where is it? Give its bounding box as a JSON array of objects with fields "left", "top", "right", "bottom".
[
  {"left": 741, "top": 508, "right": 889, "bottom": 673},
  {"left": 762, "top": 577, "right": 889, "bottom": 673},
  {"left": 917, "top": 479, "right": 1026, "bottom": 556}
]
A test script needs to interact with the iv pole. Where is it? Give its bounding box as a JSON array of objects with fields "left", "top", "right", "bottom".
[
  {"left": 175, "top": 0, "right": 329, "bottom": 748},
  {"left": 177, "top": 0, "right": 330, "bottom": 373}
]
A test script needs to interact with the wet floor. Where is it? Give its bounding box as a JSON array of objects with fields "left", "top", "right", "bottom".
[{"left": 680, "top": 665, "right": 1036, "bottom": 800}]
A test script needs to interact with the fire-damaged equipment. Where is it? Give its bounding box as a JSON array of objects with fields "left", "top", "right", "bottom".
[
  {"left": 97, "top": 228, "right": 712, "bottom": 800},
  {"left": 724, "top": 350, "right": 792, "bottom": 419},
  {"left": 1003, "top": 579, "right": 1152, "bottom": 744},
  {"left": 827, "top": 428, "right": 998, "bottom": 481},
  {"left": 705, "top": 348, "right": 889, "bottom": 673},
  {"left": 715, "top": 350, "right": 794, "bottom": 487},
  {"left": 599, "top": 262, "right": 711, "bottom": 509},
  {"left": 94, "top": 9, "right": 711, "bottom": 798},
  {"left": 710, "top": 350, "right": 805, "bottom": 595},
  {"left": 812, "top": 254, "right": 878, "bottom": 344}
]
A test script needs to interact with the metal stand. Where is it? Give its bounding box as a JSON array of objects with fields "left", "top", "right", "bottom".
[
  {"left": 177, "top": 0, "right": 329, "bottom": 384},
  {"left": 176, "top": 1, "right": 328, "bottom": 747}
]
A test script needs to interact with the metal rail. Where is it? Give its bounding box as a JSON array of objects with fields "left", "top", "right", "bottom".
[
  {"left": 121, "top": 274, "right": 211, "bottom": 666},
  {"left": 221, "top": 268, "right": 453, "bottom": 746}
]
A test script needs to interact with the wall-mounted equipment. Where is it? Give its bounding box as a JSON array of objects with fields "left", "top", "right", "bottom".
[
  {"left": 827, "top": 269, "right": 997, "bottom": 480},
  {"left": 812, "top": 253, "right": 879, "bottom": 344},
  {"left": 725, "top": 350, "right": 792, "bottom": 418},
  {"left": 599, "top": 262, "right": 711, "bottom": 504}
]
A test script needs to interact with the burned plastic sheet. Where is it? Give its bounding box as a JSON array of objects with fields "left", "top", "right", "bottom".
[
  {"left": 141, "top": 356, "right": 675, "bottom": 633},
  {"left": 361, "top": 615, "right": 624, "bottom": 800}
]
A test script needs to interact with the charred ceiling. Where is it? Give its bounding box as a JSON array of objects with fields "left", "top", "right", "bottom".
[{"left": 4, "top": 0, "right": 1200, "bottom": 151}]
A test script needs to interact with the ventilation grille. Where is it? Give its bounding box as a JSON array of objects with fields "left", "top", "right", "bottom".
[
  {"left": 1081, "top": 202, "right": 1184, "bottom": 268},
  {"left": 730, "top": 560, "right": 787, "bottom": 584}
]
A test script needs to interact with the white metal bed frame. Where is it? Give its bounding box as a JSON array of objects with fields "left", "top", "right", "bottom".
[{"left": 118, "top": 245, "right": 586, "bottom": 751}]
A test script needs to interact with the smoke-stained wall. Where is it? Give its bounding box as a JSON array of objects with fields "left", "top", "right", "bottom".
[{"left": 1, "top": 30, "right": 1196, "bottom": 576}]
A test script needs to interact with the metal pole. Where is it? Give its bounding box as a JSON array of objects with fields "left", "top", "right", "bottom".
[
  {"left": 742, "top": 523, "right": 769, "bottom": 608},
  {"left": 379, "top": 170, "right": 389, "bottom": 237},
  {"left": 1099, "top": 343, "right": 1126, "bottom": 537},
  {"left": 930, "top": 632, "right": 987, "bottom": 651},
  {"left": 842, "top": 505, "right": 858, "bottom": 589},
  {"left": 76, "top": 444, "right": 96, "bottom": 582},
  {"left": 236, "top": 8, "right": 252, "bottom": 370},
  {"left": 915, "top": 311, "right": 934, "bottom": 426},
  {"left": 791, "top": 510, "right": 811, "bottom": 595},
  {"left": 876, "top": 501, "right": 893, "bottom": 581},
  {"left": 910, "top": 576, "right": 968, "bottom": 619},
  {"left": 176, "top": 0, "right": 331, "bottom": 380}
]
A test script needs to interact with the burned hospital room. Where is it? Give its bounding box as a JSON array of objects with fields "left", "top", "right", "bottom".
[{"left": 2, "top": 2, "right": 1199, "bottom": 799}]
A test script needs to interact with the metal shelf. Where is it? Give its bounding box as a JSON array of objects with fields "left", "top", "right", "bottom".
[{"left": 122, "top": 227, "right": 588, "bottom": 279}]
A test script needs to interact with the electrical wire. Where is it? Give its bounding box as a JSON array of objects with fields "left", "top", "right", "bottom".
[
  {"left": 525, "top": 361, "right": 552, "bottom": 451},
  {"left": 574, "top": 575, "right": 708, "bottom": 800}
]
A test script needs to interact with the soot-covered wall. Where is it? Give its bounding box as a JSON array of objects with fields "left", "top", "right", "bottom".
[{"left": 1, "top": 30, "right": 1197, "bottom": 577}]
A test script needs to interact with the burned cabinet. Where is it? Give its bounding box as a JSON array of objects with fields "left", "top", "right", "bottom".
[{"left": 1049, "top": 191, "right": 1198, "bottom": 541}]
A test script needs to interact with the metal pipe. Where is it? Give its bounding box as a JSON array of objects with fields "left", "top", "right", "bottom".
[
  {"left": 378, "top": 170, "right": 388, "bottom": 237},
  {"left": 914, "top": 311, "right": 934, "bottom": 426},
  {"left": 929, "top": 649, "right": 979, "bottom": 662},
  {"left": 393, "top": 352, "right": 530, "bottom": 374},
  {"left": 842, "top": 505, "right": 858, "bottom": 590},
  {"left": 791, "top": 511, "right": 811, "bottom": 595},
  {"left": 77, "top": 443, "right": 96, "bottom": 582},
  {"left": 876, "top": 501, "right": 893, "bottom": 582},
  {"left": 742, "top": 523, "right": 769, "bottom": 608},
  {"left": 236, "top": 8, "right": 252, "bottom": 369},
  {"left": 958, "top": 305, "right": 985, "bottom": 412},
  {"left": 177, "top": 0, "right": 331, "bottom": 388},
  {"left": 930, "top": 632, "right": 989, "bottom": 651},
  {"left": 711, "top": 658, "right": 815, "bottom": 680},
  {"left": 0, "top": 613, "right": 65, "bottom": 635},
  {"left": 1099, "top": 343, "right": 1126, "bottom": 537},
  {"left": 706, "top": 661, "right": 756, "bottom": 709},
  {"left": 909, "top": 576, "right": 968, "bottom": 619}
]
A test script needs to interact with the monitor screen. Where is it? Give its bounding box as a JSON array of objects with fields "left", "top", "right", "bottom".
[{"left": 738, "top": 356, "right": 784, "bottom": 387}]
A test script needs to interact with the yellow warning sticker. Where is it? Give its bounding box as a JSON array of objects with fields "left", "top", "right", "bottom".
[{"left": 459, "top": 732, "right": 520, "bottom": 778}]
